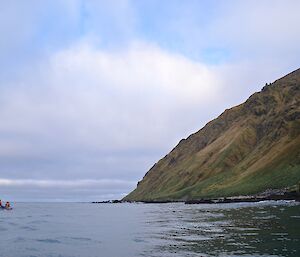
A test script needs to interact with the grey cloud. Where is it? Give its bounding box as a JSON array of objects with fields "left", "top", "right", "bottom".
[
  {"left": 0, "top": 178, "right": 135, "bottom": 189},
  {"left": 0, "top": 42, "right": 225, "bottom": 201}
]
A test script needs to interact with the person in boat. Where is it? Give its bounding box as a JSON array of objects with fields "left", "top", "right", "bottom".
[{"left": 5, "top": 202, "right": 11, "bottom": 209}]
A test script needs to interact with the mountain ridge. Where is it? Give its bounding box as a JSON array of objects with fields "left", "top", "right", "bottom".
[{"left": 124, "top": 69, "right": 300, "bottom": 201}]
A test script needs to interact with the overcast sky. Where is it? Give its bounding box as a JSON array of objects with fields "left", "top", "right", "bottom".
[{"left": 0, "top": 0, "right": 299, "bottom": 202}]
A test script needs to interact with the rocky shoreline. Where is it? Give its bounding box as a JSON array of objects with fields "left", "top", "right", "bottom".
[
  {"left": 91, "top": 200, "right": 122, "bottom": 204},
  {"left": 185, "top": 190, "right": 300, "bottom": 204},
  {"left": 92, "top": 189, "right": 300, "bottom": 204}
]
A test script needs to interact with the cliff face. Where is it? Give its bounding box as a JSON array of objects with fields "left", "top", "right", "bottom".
[{"left": 124, "top": 69, "right": 300, "bottom": 201}]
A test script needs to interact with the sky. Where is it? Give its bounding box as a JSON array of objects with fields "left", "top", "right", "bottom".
[{"left": 0, "top": 0, "right": 299, "bottom": 202}]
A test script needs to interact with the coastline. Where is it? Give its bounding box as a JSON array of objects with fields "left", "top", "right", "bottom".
[
  {"left": 92, "top": 188, "right": 300, "bottom": 204},
  {"left": 184, "top": 190, "right": 300, "bottom": 204}
]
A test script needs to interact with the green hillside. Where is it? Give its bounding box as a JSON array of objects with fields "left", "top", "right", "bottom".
[{"left": 124, "top": 69, "right": 300, "bottom": 201}]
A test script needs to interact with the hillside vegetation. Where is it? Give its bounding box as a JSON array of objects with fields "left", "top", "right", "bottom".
[{"left": 124, "top": 69, "right": 300, "bottom": 201}]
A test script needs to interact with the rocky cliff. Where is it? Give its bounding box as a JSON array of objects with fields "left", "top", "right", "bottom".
[{"left": 124, "top": 69, "right": 300, "bottom": 201}]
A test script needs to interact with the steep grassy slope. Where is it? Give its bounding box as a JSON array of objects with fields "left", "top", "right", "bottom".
[{"left": 124, "top": 69, "right": 300, "bottom": 201}]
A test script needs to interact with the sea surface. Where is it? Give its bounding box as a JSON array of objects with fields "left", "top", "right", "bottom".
[{"left": 0, "top": 201, "right": 299, "bottom": 257}]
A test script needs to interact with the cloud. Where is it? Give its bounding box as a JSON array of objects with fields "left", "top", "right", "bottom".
[
  {"left": 142, "top": 0, "right": 300, "bottom": 67},
  {"left": 82, "top": 0, "right": 136, "bottom": 46},
  {"left": 196, "top": 1, "right": 300, "bottom": 72},
  {"left": 0, "top": 178, "right": 134, "bottom": 189},
  {"left": 0, "top": 41, "right": 223, "bottom": 155},
  {"left": 0, "top": 41, "right": 231, "bottom": 202},
  {"left": 0, "top": 1, "right": 81, "bottom": 59},
  {"left": 0, "top": 178, "right": 132, "bottom": 202}
]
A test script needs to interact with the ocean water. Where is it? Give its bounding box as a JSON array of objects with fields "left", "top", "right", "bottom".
[{"left": 0, "top": 201, "right": 299, "bottom": 257}]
